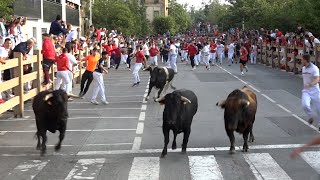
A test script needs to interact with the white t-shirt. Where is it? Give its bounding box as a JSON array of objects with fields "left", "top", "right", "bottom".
[
  {"left": 66, "top": 53, "right": 78, "bottom": 71},
  {"left": 66, "top": 30, "right": 77, "bottom": 42},
  {"left": 170, "top": 44, "right": 177, "bottom": 55},
  {"left": 143, "top": 43, "right": 150, "bottom": 56},
  {"left": 228, "top": 43, "right": 235, "bottom": 54},
  {"left": 216, "top": 44, "right": 224, "bottom": 54},
  {"left": 0, "top": 46, "right": 9, "bottom": 81},
  {"left": 302, "top": 63, "right": 320, "bottom": 92},
  {"left": 201, "top": 45, "right": 209, "bottom": 56}
]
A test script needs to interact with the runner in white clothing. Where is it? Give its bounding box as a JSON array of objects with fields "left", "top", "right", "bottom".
[
  {"left": 201, "top": 42, "right": 210, "bottom": 70},
  {"left": 227, "top": 42, "right": 235, "bottom": 66},
  {"left": 168, "top": 40, "right": 178, "bottom": 73},
  {"left": 216, "top": 42, "right": 225, "bottom": 65},
  {"left": 301, "top": 54, "right": 320, "bottom": 130}
]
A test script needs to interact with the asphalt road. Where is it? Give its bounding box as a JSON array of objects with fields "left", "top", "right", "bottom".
[{"left": 0, "top": 58, "right": 320, "bottom": 180}]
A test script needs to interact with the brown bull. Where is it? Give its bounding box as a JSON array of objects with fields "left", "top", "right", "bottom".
[{"left": 216, "top": 86, "right": 257, "bottom": 154}]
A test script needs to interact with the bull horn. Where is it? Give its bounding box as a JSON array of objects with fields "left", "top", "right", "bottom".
[
  {"left": 181, "top": 96, "right": 191, "bottom": 104},
  {"left": 67, "top": 93, "right": 80, "bottom": 98},
  {"left": 44, "top": 93, "right": 53, "bottom": 101},
  {"left": 240, "top": 99, "right": 250, "bottom": 107},
  {"left": 155, "top": 95, "right": 165, "bottom": 102},
  {"left": 216, "top": 100, "right": 226, "bottom": 108}
]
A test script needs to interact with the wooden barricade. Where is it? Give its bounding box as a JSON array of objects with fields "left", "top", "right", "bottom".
[{"left": 0, "top": 46, "right": 93, "bottom": 118}]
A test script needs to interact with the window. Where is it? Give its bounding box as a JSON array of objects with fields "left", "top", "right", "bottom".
[
  {"left": 154, "top": 11, "right": 160, "bottom": 17},
  {"left": 154, "top": 0, "right": 159, "bottom": 3}
]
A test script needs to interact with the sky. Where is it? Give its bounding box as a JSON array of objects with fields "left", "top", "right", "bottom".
[{"left": 176, "top": 0, "right": 228, "bottom": 10}]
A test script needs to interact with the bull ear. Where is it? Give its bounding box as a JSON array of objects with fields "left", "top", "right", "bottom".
[
  {"left": 239, "top": 99, "right": 250, "bottom": 108},
  {"left": 155, "top": 95, "right": 166, "bottom": 105},
  {"left": 181, "top": 96, "right": 191, "bottom": 105},
  {"left": 216, "top": 100, "right": 226, "bottom": 109}
]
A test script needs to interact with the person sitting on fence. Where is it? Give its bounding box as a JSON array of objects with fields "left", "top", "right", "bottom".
[
  {"left": 9, "top": 38, "right": 35, "bottom": 93},
  {"left": 0, "top": 38, "right": 13, "bottom": 103},
  {"left": 42, "top": 33, "right": 57, "bottom": 85}
]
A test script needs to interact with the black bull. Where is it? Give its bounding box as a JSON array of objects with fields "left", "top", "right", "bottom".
[
  {"left": 33, "top": 89, "right": 78, "bottom": 156},
  {"left": 216, "top": 86, "right": 257, "bottom": 154},
  {"left": 156, "top": 89, "right": 198, "bottom": 158},
  {"left": 144, "top": 66, "right": 176, "bottom": 101}
]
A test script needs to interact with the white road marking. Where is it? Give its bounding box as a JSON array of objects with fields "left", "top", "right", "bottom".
[
  {"left": 144, "top": 93, "right": 148, "bottom": 98},
  {"left": 77, "top": 144, "right": 314, "bottom": 156},
  {"left": 292, "top": 114, "right": 320, "bottom": 132},
  {"left": 145, "top": 89, "right": 149, "bottom": 93},
  {"left": 261, "top": 93, "right": 276, "bottom": 103},
  {"left": 0, "top": 116, "right": 138, "bottom": 122},
  {"left": 248, "top": 85, "right": 261, "bottom": 93},
  {"left": 0, "top": 131, "right": 7, "bottom": 135},
  {"left": 139, "top": 112, "right": 146, "bottom": 121},
  {"left": 142, "top": 99, "right": 147, "bottom": 104},
  {"left": 136, "top": 122, "right": 144, "bottom": 134},
  {"left": 243, "top": 153, "right": 292, "bottom": 180},
  {"left": 128, "top": 157, "right": 159, "bottom": 180},
  {"left": 25, "top": 107, "right": 141, "bottom": 112},
  {"left": 132, "top": 137, "right": 142, "bottom": 151},
  {"left": 69, "top": 100, "right": 142, "bottom": 104},
  {"left": 5, "top": 160, "right": 49, "bottom": 180},
  {"left": 64, "top": 158, "right": 105, "bottom": 180},
  {"left": 277, "top": 104, "right": 292, "bottom": 113},
  {"left": 0, "top": 143, "right": 133, "bottom": 148},
  {"left": 301, "top": 151, "right": 320, "bottom": 174},
  {"left": 1, "top": 129, "right": 136, "bottom": 133},
  {"left": 141, "top": 105, "right": 147, "bottom": 111},
  {"left": 189, "top": 155, "right": 224, "bottom": 180}
]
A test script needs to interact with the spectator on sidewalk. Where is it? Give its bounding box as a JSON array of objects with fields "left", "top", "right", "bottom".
[{"left": 0, "top": 38, "right": 13, "bottom": 103}]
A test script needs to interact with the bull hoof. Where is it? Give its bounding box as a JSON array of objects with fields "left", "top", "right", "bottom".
[
  {"left": 36, "top": 145, "right": 41, "bottom": 150},
  {"left": 145, "top": 97, "right": 149, "bottom": 101},
  {"left": 249, "top": 137, "right": 255, "bottom": 143},
  {"left": 55, "top": 144, "right": 61, "bottom": 151},
  {"left": 229, "top": 150, "right": 236, "bottom": 154},
  {"left": 172, "top": 144, "right": 177, "bottom": 150},
  {"left": 181, "top": 149, "right": 187, "bottom": 154},
  {"left": 242, "top": 149, "right": 249, "bottom": 152},
  {"left": 40, "top": 150, "right": 46, "bottom": 157},
  {"left": 160, "top": 154, "right": 166, "bottom": 158}
]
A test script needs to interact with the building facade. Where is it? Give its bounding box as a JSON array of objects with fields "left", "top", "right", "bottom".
[
  {"left": 13, "top": 0, "right": 81, "bottom": 49},
  {"left": 143, "top": 0, "right": 168, "bottom": 22}
]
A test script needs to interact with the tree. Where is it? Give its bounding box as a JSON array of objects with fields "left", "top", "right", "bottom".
[
  {"left": 153, "top": 16, "right": 175, "bottom": 35},
  {"left": 0, "top": 0, "right": 14, "bottom": 19},
  {"left": 168, "top": 0, "right": 191, "bottom": 33}
]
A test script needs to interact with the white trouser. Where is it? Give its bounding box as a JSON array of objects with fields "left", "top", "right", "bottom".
[
  {"left": 194, "top": 54, "right": 201, "bottom": 65},
  {"left": 107, "top": 56, "right": 111, "bottom": 68},
  {"left": 55, "top": 71, "right": 70, "bottom": 91},
  {"left": 228, "top": 53, "right": 234, "bottom": 65},
  {"left": 251, "top": 52, "right": 257, "bottom": 64},
  {"left": 121, "top": 54, "right": 128, "bottom": 64},
  {"left": 203, "top": 55, "right": 210, "bottom": 68},
  {"left": 217, "top": 53, "right": 223, "bottom": 64},
  {"left": 133, "top": 63, "right": 142, "bottom": 83},
  {"left": 167, "top": 54, "right": 177, "bottom": 73},
  {"left": 149, "top": 56, "right": 158, "bottom": 66},
  {"left": 302, "top": 89, "right": 320, "bottom": 126},
  {"left": 0, "top": 72, "right": 2, "bottom": 99},
  {"left": 209, "top": 52, "right": 216, "bottom": 63},
  {"left": 91, "top": 71, "right": 106, "bottom": 102},
  {"left": 61, "top": 71, "right": 73, "bottom": 93},
  {"left": 181, "top": 50, "right": 188, "bottom": 61}
]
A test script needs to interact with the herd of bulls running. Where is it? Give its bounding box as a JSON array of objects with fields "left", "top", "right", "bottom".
[{"left": 32, "top": 66, "right": 257, "bottom": 157}]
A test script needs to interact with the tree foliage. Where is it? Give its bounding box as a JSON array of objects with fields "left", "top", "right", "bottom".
[
  {"left": 92, "top": 0, "right": 152, "bottom": 36},
  {"left": 0, "top": 0, "right": 14, "bottom": 19},
  {"left": 167, "top": 0, "right": 191, "bottom": 33},
  {"left": 153, "top": 16, "right": 175, "bottom": 35},
  {"left": 192, "top": 0, "right": 320, "bottom": 36}
]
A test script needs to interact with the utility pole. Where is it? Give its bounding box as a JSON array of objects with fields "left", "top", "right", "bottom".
[
  {"left": 242, "top": 18, "right": 244, "bottom": 31},
  {"left": 89, "top": 0, "right": 92, "bottom": 26}
]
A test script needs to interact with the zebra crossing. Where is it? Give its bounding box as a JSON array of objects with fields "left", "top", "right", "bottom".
[{"left": 1, "top": 151, "right": 320, "bottom": 180}]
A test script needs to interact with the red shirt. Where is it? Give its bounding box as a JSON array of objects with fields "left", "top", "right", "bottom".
[
  {"left": 240, "top": 47, "right": 248, "bottom": 61},
  {"left": 114, "top": 47, "right": 121, "bottom": 59},
  {"left": 183, "top": 42, "right": 188, "bottom": 50},
  {"left": 149, "top": 47, "right": 159, "bottom": 57},
  {"left": 135, "top": 51, "right": 145, "bottom": 63},
  {"left": 42, "top": 37, "right": 56, "bottom": 60},
  {"left": 188, "top": 44, "right": 198, "bottom": 56},
  {"left": 210, "top": 43, "right": 217, "bottom": 53},
  {"left": 55, "top": 54, "right": 70, "bottom": 71}
]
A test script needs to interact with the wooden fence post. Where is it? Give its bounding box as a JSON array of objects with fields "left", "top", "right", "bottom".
[
  {"left": 277, "top": 45, "right": 281, "bottom": 69},
  {"left": 13, "top": 52, "right": 24, "bottom": 118},
  {"left": 34, "top": 50, "right": 42, "bottom": 93}
]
